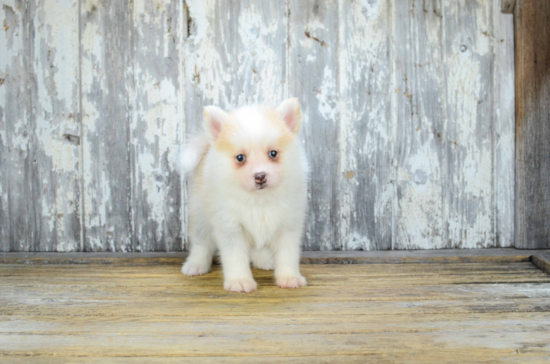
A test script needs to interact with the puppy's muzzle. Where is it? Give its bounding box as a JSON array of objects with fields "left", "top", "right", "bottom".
[{"left": 254, "top": 172, "right": 267, "bottom": 186}]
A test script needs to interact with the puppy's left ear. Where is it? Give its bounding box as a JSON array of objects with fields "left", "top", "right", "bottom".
[{"left": 276, "top": 98, "right": 302, "bottom": 135}]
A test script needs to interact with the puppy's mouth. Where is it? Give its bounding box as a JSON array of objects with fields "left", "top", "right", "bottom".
[{"left": 255, "top": 184, "right": 268, "bottom": 190}]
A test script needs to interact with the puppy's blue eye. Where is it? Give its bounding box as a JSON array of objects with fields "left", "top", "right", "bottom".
[
  {"left": 269, "top": 150, "right": 278, "bottom": 158},
  {"left": 236, "top": 154, "right": 246, "bottom": 162}
]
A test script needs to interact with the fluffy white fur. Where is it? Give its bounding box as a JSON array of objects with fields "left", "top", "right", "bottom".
[{"left": 180, "top": 99, "right": 309, "bottom": 293}]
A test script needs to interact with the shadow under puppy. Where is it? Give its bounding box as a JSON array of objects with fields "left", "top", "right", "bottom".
[{"left": 180, "top": 99, "right": 310, "bottom": 293}]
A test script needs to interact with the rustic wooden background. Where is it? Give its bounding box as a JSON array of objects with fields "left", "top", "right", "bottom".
[{"left": 0, "top": 0, "right": 516, "bottom": 252}]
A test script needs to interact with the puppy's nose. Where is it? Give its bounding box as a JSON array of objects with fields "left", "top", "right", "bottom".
[{"left": 254, "top": 172, "right": 267, "bottom": 185}]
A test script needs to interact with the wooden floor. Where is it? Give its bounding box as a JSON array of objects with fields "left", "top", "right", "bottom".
[{"left": 2, "top": 258, "right": 550, "bottom": 362}]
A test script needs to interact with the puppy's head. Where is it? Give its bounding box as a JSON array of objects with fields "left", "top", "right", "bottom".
[{"left": 204, "top": 99, "right": 302, "bottom": 192}]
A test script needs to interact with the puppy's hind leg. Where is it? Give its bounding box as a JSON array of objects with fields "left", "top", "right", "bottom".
[
  {"left": 250, "top": 247, "right": 274, "bottom": 270},
  {"left": 182, "top": 226, "right": 214, "bottom": 276}
]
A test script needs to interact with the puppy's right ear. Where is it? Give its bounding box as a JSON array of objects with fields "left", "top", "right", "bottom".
[
  {"left": 276, "top": 98, "right": 302, "bottom": 135},
  {"left": 203, "top": 106, "right": 229, "bottom": 141}
]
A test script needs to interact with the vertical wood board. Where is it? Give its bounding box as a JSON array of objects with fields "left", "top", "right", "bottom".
[
  {"left": 492, "top": 1, "right": 515, "bottom": 247},
  {"left": 0, "top": 0, "right": 81, "bottom": 252},
  {"left": 514, "top": 0, "right": 550, "bottom": 249},
  {"left": 130, "top": 0, "right": 184, "bottom": 252},
  {"left": 80, "top": 0, "right": 133, "bottom": 252},
  {"left": 442, "top": 0, "right": 495, "bottom": 248},
  {"left": 338, "top": 0, "right": 392, "bottom": 251},
  {"left": 31, "top": 0, "right": 81, "bottom": 252},
  {"left": 392, "top": 0, "right": 447, "bottom": 249},
  {"left": 0, "top": 0, "right": 33, "bottom": 252}
]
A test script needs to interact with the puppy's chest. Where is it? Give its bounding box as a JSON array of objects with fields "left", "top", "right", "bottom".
[{"left": 240, "top": 205, "right": 285, "bottom": 247}]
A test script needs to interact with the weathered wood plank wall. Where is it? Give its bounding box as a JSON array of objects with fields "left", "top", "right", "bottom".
[{"left": 0, "top": 0, "right": 515, "bottom": 252}]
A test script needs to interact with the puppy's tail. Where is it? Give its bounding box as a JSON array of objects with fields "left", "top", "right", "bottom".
[{"left": 178, "top": 133, "right": 210, "bottom": 175}]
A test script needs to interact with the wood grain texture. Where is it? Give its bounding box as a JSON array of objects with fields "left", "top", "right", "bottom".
[
  {"left": 31, "top": 0, "right": 81, "bottom": 252},
  {"left": 289, "top": 0, "right": 340, "bottom": 250},
  {"left": 493, "top": 1, "right": 515, "bottom": 247},
  {"left": 1, "top": 262, "right": 550, "bottom": 361},
  {"left": 0, "top": 0, "right": 81, "bottom": 252},
  {"left": 81, "top": 0, "right": 185, "bottom": 252},
  {"left": 393, "top": 0, "right": 514, "bottom": 250},
  {"left": 393, "top": 0, "right": 446, "bottom": 249},
  {"left": 443, "top": 0, "right": 495, "bottom": 248},
  {"left": 515, "top": 0, "right": 550, "bottom": 249},
  {"left": 184, "top": 0, "right": 287, "bottom": 113},
  {"left": 130, "top": 0, "right": 184, "bottom": 252},
  {"left": 0, "top": 0, "right": 32, "bottom": 252},
  {"left": 338, "top": 0, "right": 392, "bottom": 251},
  {"left": 80, "top": 0, "right": 133, "bottom": 252}
]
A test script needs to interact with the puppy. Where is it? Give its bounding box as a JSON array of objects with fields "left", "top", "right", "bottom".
[{"left": 180, "top": 99, "right": 309, "bottom": 293}]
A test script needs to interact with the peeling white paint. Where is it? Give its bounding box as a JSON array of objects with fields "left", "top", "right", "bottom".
[
  {"left": 359, "top": 0, "right": 381, "bottom": 20},
  {"left": 337, "top": 0, "right": 392, "bottom": 251},
  {"left": 185, "top": 0, "right": 226, "bottom": 106},
  {"left": 316, "top": 66, "right": 338, "bottom": 122},
  {"left": 442, "top": 0, "right": 496, "bottom": 248},
  {"left": 10, "top": 119, "right": 29, "bottom": 152}
]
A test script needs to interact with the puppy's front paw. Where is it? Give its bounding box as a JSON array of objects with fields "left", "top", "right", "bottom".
[
  {"left": 276, "top": 275, "right": 307, "bottom": 289},
  {"left": 181, "top": 261, "right": 211, "bottom": 276},
  {"left": 224, "top": 278, "right": 258, "bottom": 293}
]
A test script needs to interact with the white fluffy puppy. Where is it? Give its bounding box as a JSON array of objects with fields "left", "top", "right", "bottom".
[{"left": 180, "top": 99, "right": 309, "bottom": 293}]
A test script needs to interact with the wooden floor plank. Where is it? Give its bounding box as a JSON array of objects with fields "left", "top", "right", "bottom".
[
  {"left": 0, "top": 263, "right": 546, "bottom": 279},
  {"left": 1, "top": 262, "right": 550, "bottom": 362},
  {"left": 533, "top": 251, "right": 550, "bottom": 275},
  {"left": 3, "top": 281, "right": 550, "bottom": 302},
  {"left": 1, "top": 248, "right": 544, "bottom": 265},
  {"left": 2, "top": 356, "right": 549, "bottom": 364}
]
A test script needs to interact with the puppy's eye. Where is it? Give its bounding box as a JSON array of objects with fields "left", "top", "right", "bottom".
[
  {"left": 236, "top": 154, "right": 246, "bottom": 163},
  {"left": 269, "top": 150, "right": 278, "bottom": 159}
]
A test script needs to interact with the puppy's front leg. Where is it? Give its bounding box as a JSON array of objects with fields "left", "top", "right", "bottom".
[
  {"left": 217, "top": 231, "right": 257, "bottom": 293},
  {"left": 273, "top": 229, "right": 307, "bottom": 289}
]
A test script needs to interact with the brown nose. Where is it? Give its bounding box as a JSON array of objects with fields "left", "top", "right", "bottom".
[{"left": 254, "top": 172, "right": 267, "bottom": 185}]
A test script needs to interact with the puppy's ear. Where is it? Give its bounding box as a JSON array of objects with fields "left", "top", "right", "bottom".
[
  {"left": 203, "top": 106, "right": 229, "bottom": 141},
  {"left": 276, "top": 98, "right": 302, "bottom": 134}
]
